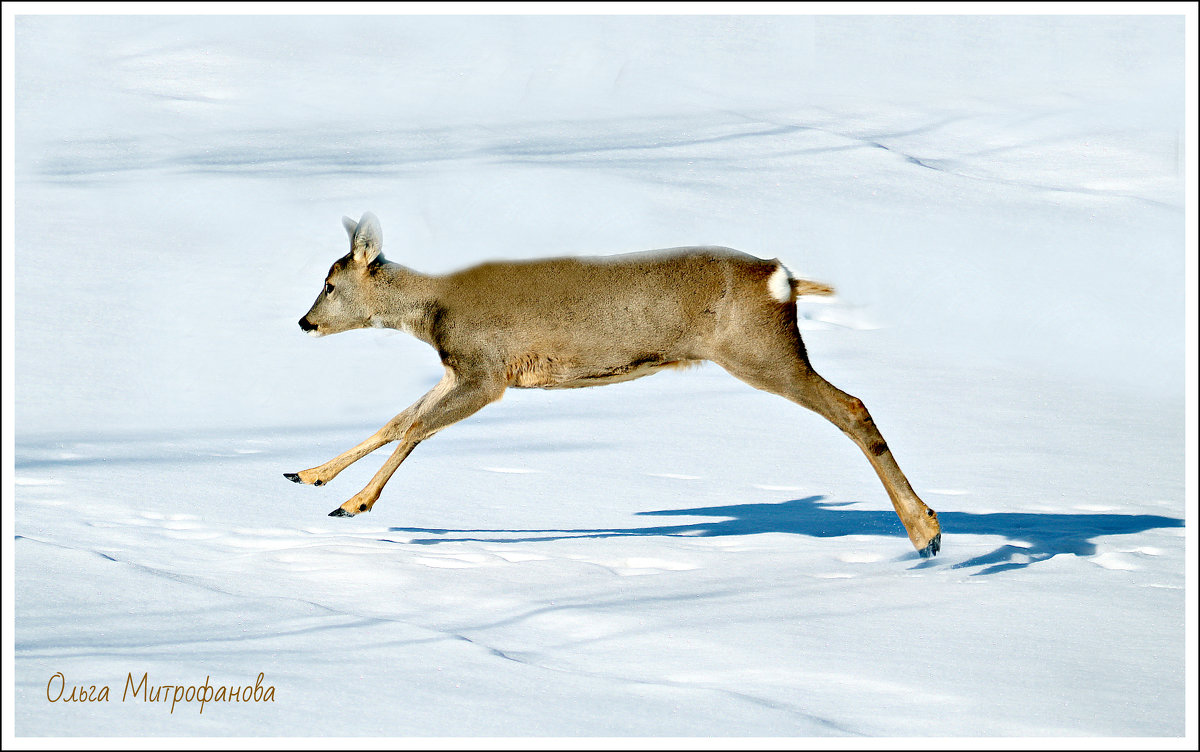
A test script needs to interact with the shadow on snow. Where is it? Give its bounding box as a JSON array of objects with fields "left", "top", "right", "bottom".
[{"left": 387, "top": 496, "right": 1184, "bottom": 575}]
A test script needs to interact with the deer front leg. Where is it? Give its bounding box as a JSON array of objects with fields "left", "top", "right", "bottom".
[
  {"left": 328, "top": 370, "right": 506, "bottom": 518},
  {"left": 284, "top": 402, "right": 424, "bottom": 486},
  {"left": 328, "top": 440, "right": 421, "bottom": 517}
]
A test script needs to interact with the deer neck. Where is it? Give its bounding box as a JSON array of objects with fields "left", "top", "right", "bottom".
[{"left": 368, "top": 262, "right": 440, "bottom": 343}]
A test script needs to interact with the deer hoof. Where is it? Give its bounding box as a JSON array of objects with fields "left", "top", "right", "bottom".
[
  {"left": 285, "top": 472, "right": 324, "bottom": 486},
  {"left": 328, "top": 507, "right": 354, "bottom": 518},
  {"left": 917, "top": 533, "right": 941, "bottom": 558}
]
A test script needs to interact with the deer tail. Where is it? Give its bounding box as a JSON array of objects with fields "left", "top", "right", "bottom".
[{"left": 791, "top": 278, "right": 836, "bottom": 297}]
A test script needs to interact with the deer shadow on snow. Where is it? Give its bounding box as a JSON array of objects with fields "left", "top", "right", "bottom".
[{"left": 388, "top": 496, "right": 1184, "bottom": 575}]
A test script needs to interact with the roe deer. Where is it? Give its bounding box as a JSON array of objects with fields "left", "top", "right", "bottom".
[{"left": 286, "top": 213, "right": 941, "bottom": 556}]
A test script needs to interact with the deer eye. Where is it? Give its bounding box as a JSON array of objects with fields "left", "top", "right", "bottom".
[{"left": 325, "top": 283, "right": 334, "bottom": 295}]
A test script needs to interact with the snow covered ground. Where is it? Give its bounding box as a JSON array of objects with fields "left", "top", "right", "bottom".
[{"left": 7, "top": 11, "right": 1193, "bottom": 740}]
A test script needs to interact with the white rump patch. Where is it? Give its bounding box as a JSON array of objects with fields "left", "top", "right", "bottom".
[{"left": 767, "top": 264, "right": 793, "bottom": 302}]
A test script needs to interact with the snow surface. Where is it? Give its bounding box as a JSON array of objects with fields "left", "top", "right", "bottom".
[{"left": 9, "top": 12, "right": 1190, "bottom": 738}]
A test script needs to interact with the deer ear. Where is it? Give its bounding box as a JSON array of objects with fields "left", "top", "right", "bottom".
[
  {"left": 342, "top": 216, "right": 358, "bottom": 242},
  {"left": 350, "top": 212, "right": 382, "bottom": 264}
]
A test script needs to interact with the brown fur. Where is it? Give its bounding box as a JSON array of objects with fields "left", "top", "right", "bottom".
[{"left": 289, "top": 214, "right": 940, "bottom": 555}]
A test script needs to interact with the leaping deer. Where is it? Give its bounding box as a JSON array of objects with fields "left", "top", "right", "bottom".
[{"left": 286, "top": 213, "right": 941, "bottom": 557}]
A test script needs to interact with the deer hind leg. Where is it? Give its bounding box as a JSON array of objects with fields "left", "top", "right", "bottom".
[
  {"left": 709, "top": 330, "right": 941, "bottom": 556},
  {"left": 329, "top": 370, "right": 506, "bottom": 518}
]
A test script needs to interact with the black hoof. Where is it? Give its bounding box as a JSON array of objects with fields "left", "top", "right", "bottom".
[
  {"left": 284, "top": 473, "right": 302, "bottom": 484},
  {"left": 328, "top": 508, "right": 354, "bottom": 518},
  {"left": 917, "top": 533, "right": 941, "bottom": 558}
]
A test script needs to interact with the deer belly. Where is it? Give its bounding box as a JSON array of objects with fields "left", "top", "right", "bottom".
[{"left": 505, "top": 353, "right": 700, "bottom": 389}]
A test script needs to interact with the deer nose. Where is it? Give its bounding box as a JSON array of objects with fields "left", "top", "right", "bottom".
[{"left": 298, "top": 316, "right": 317, "bottom": 332}]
